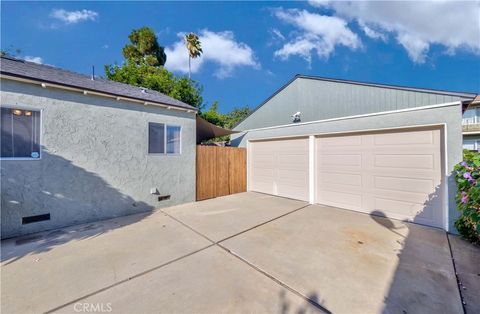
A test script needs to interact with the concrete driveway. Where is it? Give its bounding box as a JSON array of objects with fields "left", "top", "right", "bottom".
[{"left": 1, "top": 192, "right": 475, "bottom": 313}]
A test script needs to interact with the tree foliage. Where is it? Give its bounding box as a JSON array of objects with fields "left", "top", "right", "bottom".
[
  {"left": 454, "top": 149, "right": 480, "bottom": 243},
  {"left": 202, "top": 102, "right": 225, "bottom": 127},
  {"left": 201, "top": 103, "right": 252, "bottom": 143},
  {"left": 223, "top": 107, "right": 252, "bottom": 129},
  {"left": 185, "top": 33, "right": 202, "bottom": 79},
  {"left": 105, "top": 27, "right": 203, "bottom": 109},
  {"left": 201, "top": 103, "right": 251, "bottom": 129},
  {"left": 123, "top": 27, "right": 167, "bottom": 66}
]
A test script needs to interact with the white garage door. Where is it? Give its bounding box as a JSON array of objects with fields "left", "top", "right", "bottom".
[
  {"left": 249, "top": 138, "right": 309, "bottom": 201},
  {"left": 315, "top": 128, "right": 444, "bottom": 228}
]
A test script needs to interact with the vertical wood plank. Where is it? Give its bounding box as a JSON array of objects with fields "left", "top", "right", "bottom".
[
  {"left": 215, "top": 147, "right": 230, "bottom": 197},
  {"left": 196, "top": 146, "right": 216, "bottom": 201},
  {"left": 196, "top": 145, "right": 246, "bottom": 201},
  {"left": 229, "top": 147, "right": 247, "bottom": 194}
]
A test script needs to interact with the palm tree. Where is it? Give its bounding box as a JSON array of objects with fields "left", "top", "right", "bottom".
[{"left": 184, "top": 33, "right": 203, "bottom": 79}]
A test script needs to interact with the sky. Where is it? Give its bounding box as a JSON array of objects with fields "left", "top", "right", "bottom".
[{"left": 1, "top": 1, "right": 480, "bottom": 113}]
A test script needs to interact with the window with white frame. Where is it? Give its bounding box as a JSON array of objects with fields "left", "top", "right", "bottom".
[
  {"left": 463, "top": 139, "right": 480, "bottom": 151},
  {"left": 463, "top": 106, "right": 480, "bottom": 125},
  {"left": 1, "top": 107, "right": 41, "bottom": 159},
  {"left": 148, "top": 122, "right": 181, "bottom": 155}
]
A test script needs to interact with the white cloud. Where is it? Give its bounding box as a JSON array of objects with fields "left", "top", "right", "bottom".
[
  {"left": 273, "top": 8, "right": 361, "bottom": 62},
  {"left": 24, "top": 56, "right": 43, "bottom": 64},
  {"left": 271, "top": 28, "right": 285, "bottom": 41},
  {"left": 165, "top": 30, "right": 259, "bottom": 79},
  {"left": 310, "top": 1, "right": 480, "bottom": 63},
  {"left": 358, "top": 20, "right": 387, "bottom": 42},
  {"left": 50, "top": 9, "right": 98, "bottom": 24}
]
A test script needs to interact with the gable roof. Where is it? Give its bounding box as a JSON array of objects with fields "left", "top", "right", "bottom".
[
  {"left": 0, "top": 56, "right": 196, "bottom": 111},
  {"left": 234, "top": 74, "right": 478, "bottom": 129}
]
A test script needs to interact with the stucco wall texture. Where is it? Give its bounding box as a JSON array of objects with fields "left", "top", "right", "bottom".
[{"left": 1, "top": 79, "right": 196, "bottom": 238}]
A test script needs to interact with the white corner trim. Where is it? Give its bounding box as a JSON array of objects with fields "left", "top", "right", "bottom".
[
  {"left": 241, "top": 101, "right": 462, "bottom": 133},
  {"left": 246, "top": 141, "right": 251, "bottom": 191},
  {"left": 308, "top": 135, "right": 315, "bottom": 204},
  {"left": 443, "top": 123, "right": 450, "bottom": 232}
]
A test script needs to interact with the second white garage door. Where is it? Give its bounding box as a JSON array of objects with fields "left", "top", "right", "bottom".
[
  {"left": 315, "top": 128, "right": 444, "bottom": 228},
  {"left": 249, "top": 138, "right": 309, "bottom": 201}
]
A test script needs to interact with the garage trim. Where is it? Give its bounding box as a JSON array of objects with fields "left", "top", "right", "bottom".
[
  {"left": 247, "top": 123, "right": 449, "bottom": 231},
  {"left": 242, "top": 101, "right": 460, "bottom": 132}
]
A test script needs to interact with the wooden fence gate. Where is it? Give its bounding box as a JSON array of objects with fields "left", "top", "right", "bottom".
[{"left": 196, "top": 146, "right": 247, "bottom": 201}]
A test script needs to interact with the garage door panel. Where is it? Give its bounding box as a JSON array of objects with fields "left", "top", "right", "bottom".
[
  {"left": 373, "top": 176, "right": 436, "bottom": 194},
  {"left": 249, "top": 138, "right": 309, "bottom": 201},
  {"left": 321, "top": 135, "right": 363, "bottom": 146},
  {"left": 373, "top": 130, "right": 435, "bottom": 145},
  {"left": 315, "top": 128, "right": 443, "bottom": 228},
  {"left": 318, "top": 172, "right": 362, "bottom": 186},
  {"left": 374, "top": 154, "right": 435, "bottom": 169},
  {"left": 318, "top": 190, "right": 362, "bottom": 209},
  {"left": 373, "top": 198, "right": 427, "bottom": 220},
  {"left": 317, "top": 154, "right": 362, "bottom": 167}
]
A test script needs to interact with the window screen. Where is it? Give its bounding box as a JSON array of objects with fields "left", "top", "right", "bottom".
[
  {"left": 148, "top": 122, "right": 165, "bottom": 153},
  {"left": 166, "top": 125, "right": 181, "bottom": 154},
  {"left": 1, "top": 107, "right": 41, "bottom": 159}
]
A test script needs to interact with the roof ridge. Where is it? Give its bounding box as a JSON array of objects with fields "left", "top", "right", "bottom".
[{"left": 295, "top": 74, "right": 478, "bottom": 97}]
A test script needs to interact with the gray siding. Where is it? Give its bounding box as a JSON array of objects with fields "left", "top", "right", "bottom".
[
  {"left": 232, "top": 103, "right": 464, "bottom": 232},
  {"left": 1, "top": 79, "right": 196, "bottom": 238},
  {"left": 235, "top": 77, "right": 467, "bottom": 131}
]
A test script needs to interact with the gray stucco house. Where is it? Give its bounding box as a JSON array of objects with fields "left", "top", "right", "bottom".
[
  {"left": 232, "top": 75, "right": 478, "bottom": 232},
  {"left": 1, "top": 56, "right": 197, "bottom": 238}
]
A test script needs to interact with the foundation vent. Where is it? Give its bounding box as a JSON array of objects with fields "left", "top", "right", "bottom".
[{"left": 22, "top": 214, "right": 50, "bottom": 225}]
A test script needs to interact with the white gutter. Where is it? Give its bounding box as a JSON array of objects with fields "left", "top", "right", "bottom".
[{"left": 1, "top": 74, "right": 196, "bottom": 113}]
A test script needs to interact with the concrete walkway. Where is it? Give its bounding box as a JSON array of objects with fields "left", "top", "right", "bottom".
[{"left": 1, "top": 192, "right": 474, "bottom": 313}]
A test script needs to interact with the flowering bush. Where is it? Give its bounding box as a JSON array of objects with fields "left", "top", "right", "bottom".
[{"left": 454, "top": 150, "right": 480, "bottom": 243}]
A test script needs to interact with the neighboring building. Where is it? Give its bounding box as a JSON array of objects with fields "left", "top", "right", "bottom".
[
  {"left": 232, "top": 75, "right": 477, "bottom": 232},
  {"left": 0, "top": 56, "right": 197, "bottom": 238},
  {"left": 462, "top": 96, "right": 480, "bottom": 151}
]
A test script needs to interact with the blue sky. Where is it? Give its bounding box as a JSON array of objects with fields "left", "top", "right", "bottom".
[{"left": 2, "top": 1, "right": 479, "bottom": 113}]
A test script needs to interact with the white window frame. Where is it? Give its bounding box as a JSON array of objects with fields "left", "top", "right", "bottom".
[
  {"left": 0, "top": 105, "right": 42, "bottom": 161},
  {"left": 147, "top": 122, "right": 182, "bottom": 156},
  {"left": 463, "top": 139, "right": 480, "bottom": 151},
  {"left": 166, "top": 125, "right": 182, "bottom": 155}
]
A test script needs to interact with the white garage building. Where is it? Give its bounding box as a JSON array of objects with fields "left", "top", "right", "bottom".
[{"left": 232, "top": 75, "right": 477, "bottom": 231}]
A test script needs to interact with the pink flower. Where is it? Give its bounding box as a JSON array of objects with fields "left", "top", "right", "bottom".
[{"left": 461, "top": 192, "right": 469, "bottom": 204}]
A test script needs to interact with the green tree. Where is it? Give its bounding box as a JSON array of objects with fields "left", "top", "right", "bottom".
[
  {"left": 123, "top": 27, "right": 166, "bottom": 66},
  {"left": 200, "top": 104, "right": 251, "bottom": 144},
  {"left": 223, "top": 106, "right": 252, "bottom": 129},
  {"left": 202, "top": 101, "right": 225, "bottom": 126},
  {"left": 105, "top": 27, "right": 203, "bottom": 110},
  {"left": 184, "top": 33, "right": 202, "bottom": 79}
]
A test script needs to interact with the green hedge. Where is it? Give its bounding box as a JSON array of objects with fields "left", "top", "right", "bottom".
[{"left": 454, "top": 150, "right": 480, "bottom": 243}]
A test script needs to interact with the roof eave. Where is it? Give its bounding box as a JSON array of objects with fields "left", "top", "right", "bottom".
[{"left": 0, "top": 72, "right": 198, "bottom": 113}]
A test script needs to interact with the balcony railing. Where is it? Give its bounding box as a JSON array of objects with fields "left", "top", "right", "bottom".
[{"left": 462, "top": 122, "right": 480, "bottom": 132}]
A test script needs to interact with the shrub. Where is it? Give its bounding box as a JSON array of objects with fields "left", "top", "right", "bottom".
[{"left": 454, "top": 150, "right": 480, "bottom": 243}]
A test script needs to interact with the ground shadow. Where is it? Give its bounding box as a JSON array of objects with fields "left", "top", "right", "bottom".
[
  {"left": 369, "top": 177, "right": 465, "bottom": 313},
  {"left": 278, "top": 289, "right": 330, "bottom": 314},
  {"left": 1, "top": 146, "right": 156, "bottom": 264}
]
